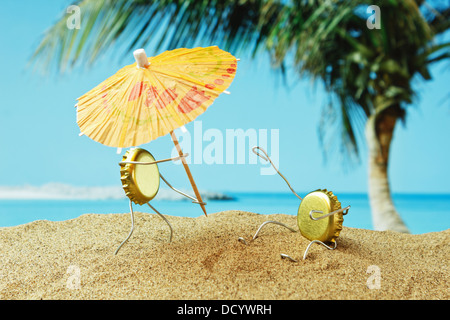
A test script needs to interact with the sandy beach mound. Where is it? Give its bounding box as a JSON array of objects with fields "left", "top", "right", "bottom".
[{"left": 0, "top": 210, "right": 448, "bottom": 300}]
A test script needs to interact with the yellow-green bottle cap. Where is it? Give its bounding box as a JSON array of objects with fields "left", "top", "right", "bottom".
[
  {"left": 120, "top": 148, "right": 160, "bottom": 205},
  {"left": 297, "top": 189, "right": 344, "bottom": 243}
]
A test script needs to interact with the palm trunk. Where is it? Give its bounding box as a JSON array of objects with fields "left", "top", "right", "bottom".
[{"left": 365, "top": 109, "right": 409, "bottom": 233}]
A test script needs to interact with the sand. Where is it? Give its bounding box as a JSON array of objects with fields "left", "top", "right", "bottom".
[{"left": 0, "top": 210, "right": 448, "bottom": 300}]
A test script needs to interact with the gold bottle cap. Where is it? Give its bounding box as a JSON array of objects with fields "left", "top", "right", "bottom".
[
  {"left": 297, "top": 189, "right": 344, "bottom": 243},
  {"left": 120, "top": 148, "right": 160, "bottom": 205}
]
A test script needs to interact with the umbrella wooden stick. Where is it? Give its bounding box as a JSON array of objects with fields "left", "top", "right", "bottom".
[{"left": 170, "top": 130, "right": 207, "bottom": 216}]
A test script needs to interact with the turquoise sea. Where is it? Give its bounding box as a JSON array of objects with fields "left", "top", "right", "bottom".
[{"left": 0, "top": 192, "right": 449, "bottom": 234}]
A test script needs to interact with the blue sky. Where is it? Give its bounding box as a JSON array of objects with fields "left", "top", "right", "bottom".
[{"left": 0, "top": 0, "right": 449, "bottom": 195}]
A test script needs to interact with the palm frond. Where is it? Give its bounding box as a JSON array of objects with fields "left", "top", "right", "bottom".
[
  {"left": 30, "top": 0, "right": 276, "bottom": 73},
  {"left": 31, "top": 0, "right": 450, "bottom": 162}
]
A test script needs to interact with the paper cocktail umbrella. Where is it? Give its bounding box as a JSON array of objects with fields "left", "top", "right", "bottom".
[{"left": 76, "top": 46, "right": 238, "bottom": 216}]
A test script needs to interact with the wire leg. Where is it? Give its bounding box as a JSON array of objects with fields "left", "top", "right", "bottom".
[
  {"left": 253, "top": 221, "right": 297, "bottom": 240},
  {"left": 147, "top": 203, "right": 173, "bottom": 242},
  {"left": 238, "top": 220, "right": 297, "bottom": 244},
  {"left": 303, "top": 240, "right": 337, "bottom": 260},
  {"left": 114, "top": 199, "right": 135, "bottom": 255},
  {"left": 280, "top": 240, "right": 337, "bottom": 262}
]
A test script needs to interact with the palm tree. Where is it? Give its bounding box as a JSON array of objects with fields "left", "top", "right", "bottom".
[{"left": 32, "top": 0, "right": 449, "bottom": 232}]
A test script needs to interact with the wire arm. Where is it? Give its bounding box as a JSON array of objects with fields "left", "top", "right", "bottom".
[
  {"left": 252, "top": 146, "right": 303, "bottom": 201},
  {"left": 309, "top": 205, "right": 351, "bottom": 221},
  {"left": 119, "top": 153, "right": 189, "bottom": 166},
  {"left": 160, "top": 173, "right": 206, "bottom": 206}
]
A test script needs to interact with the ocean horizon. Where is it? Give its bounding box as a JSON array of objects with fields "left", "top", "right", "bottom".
[{"left": 0, "top": 187, "right": 449, "bottom": 234}]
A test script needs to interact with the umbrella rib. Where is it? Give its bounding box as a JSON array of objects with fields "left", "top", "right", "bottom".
[
  {"left": 145, "top": 71, "right": 173, "bottom": 139},
  {"left": 98, "top": 76, "right": 134, "bottom": 147},
  {"left": 146, "top": 69, "right": 187, "bottom": 135},
  {"left": 78, "top": 72, "right": 132, "bottom": 146},
  {"left": 152, "top": 46, "right": 216, "bottom": 64}
]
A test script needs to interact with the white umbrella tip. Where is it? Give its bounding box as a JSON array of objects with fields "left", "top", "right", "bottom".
[{"left": 133, "top": 49, "right": 150, "bottom": 68}]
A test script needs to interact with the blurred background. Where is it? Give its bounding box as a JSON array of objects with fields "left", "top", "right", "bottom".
[{"left": 0, "top": 0, "right": 449, "bottom": 233}]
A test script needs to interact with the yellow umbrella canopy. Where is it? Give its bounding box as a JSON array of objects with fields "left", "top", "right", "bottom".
[{"left": 76, "top": 46, "right": 238, "bottom": 148}]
